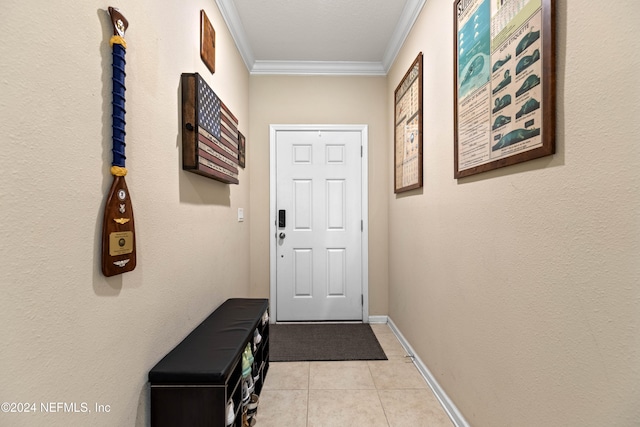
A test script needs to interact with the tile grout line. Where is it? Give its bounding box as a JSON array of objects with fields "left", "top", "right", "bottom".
[
  {"left": 369, "top": 360, "right": 392, "bottom": 427},
  {"left": 306, "top": 361, "right": 310, "bottom": 427}
]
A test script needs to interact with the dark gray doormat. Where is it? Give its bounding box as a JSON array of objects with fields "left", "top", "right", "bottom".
[{"left": 269, "top": 323, "right": 387, "bottom": 362}]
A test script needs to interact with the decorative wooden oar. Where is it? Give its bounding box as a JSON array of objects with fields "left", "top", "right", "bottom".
[{"left": 102, "top": 7, "right": 136, "bottom": 276}]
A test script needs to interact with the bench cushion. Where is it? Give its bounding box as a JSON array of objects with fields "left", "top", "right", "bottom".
[{"left": 148, "top": 298, "right": 268, "bottom": 384}]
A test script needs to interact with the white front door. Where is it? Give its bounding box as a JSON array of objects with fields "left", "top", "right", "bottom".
[{"left": 272, "top": 126, "right": 366, "bottom": 321}]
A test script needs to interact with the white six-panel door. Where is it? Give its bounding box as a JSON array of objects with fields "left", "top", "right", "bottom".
[{"left": 272, "top": 127, "right": 365, "bottom": 321}]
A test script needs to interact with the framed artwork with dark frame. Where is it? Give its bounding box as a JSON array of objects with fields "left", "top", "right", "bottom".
[
  {"left": 454, "top": 0, "right": 556, "bottom": 178},
  {"left": 394, "top": 52, "right": 423, "bottom": 193},
  {"left": 238, "top": 131, "right": 246, "bottom": 168},
  {"left": 200, "top": 10, "right": 215, "bottom": 73}
]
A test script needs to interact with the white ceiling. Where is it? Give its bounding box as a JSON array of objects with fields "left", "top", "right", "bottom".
[{"left": 215, "top": 0, "right": 426, "bottom": 75}]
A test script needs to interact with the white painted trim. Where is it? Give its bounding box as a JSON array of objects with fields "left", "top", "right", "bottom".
[
  {"left": 215, "top": 0, "right": 255, "bottom": 70},
  {"left": 251, "top": 60, "right": 386, "bottom": 76},
  {"left": 387, "top": 317, "right": 470, "bottom": 427},
  {"left": 269, "top": 126, "right": 278, "bottom": 324},
  {"left": 269, "top": 125, "right": 369, "bottom": 323},
  {"left": 216, "top": 0, "right": 426, "bottom": 76},
  {"left": 381, "top": 0, "right": 427, "bottom": 73},
  {"left": 368, "top": 315, "right": 389, "bottom": 324},
  {"left": 360, "top": 126, "right": 370, "bottom": 323}
]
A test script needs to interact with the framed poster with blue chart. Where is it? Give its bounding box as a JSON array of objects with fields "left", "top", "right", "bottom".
[{"left": 454, "top": 0, "right": 556, "bottom": 178}]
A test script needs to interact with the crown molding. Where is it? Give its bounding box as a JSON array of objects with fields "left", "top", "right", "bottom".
[
  {"left": 216, "top": 0, "right": 426, "bottom": 76},
  {"left": 215, "top": 0, "right": 255, "bottom": 70},
  {"left": 382, "top": 0, "right": 427, "bottom": 73},
  {"left": 251, "top": 60, "right": 387, "bottom": 76}
]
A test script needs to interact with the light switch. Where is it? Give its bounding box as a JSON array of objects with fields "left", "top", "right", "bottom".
[{"left": 238, "top": 208, "right": 244, "bottom": 222}]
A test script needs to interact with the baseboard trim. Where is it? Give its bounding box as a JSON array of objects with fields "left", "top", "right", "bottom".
[
  {"left": 387, "top": 317, "right": 470, "bottom": 427},
  {"left": 368, "top": 315, "right": 389, "bottom": 324}
]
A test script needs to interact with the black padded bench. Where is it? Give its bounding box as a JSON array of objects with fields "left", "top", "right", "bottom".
[{"left": 149, "top": 298, "right": 269, "bottom": 427}]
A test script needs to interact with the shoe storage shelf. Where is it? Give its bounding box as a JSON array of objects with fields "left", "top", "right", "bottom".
[{"left": 149, "top": 298, "right": 269, "bottom": 427}]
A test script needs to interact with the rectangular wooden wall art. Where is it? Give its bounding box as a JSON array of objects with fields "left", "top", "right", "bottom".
[
  {"left": 181, "top": 73, "right": 239, "bottom": 184},
  {"left": 200, "top": 10, "right": 215, "bottom": 73},
  {"left": 453, "top": 0, "right": 556, "bottom": 178}
]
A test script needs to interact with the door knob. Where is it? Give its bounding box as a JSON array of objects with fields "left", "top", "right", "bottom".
[{"left": 279, "top": 232, "right": 286, "bottom": 239}]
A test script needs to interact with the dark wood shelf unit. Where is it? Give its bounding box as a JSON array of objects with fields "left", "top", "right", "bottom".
[{"left": 149, "top": 298, "right": 269, "bottom": 427}]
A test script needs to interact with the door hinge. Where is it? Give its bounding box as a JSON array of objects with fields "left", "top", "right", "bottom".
[
  {"left": 361, "top": 146, "right": 363, "bottom": 157},
  {"left": 361, "top": 220, "right": 363, "bottom": 231},
  {"left": 361, "top": 294, "right": 364, "bottom": 306}
]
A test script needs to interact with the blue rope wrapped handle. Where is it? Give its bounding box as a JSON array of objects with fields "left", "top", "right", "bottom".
[{"left": 110, "top": 36, "right": 127, "bottom": 174}]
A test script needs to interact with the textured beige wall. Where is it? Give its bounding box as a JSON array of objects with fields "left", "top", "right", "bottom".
[
  {"left": 4, "top": 0, "right": 638, "bottom": 425},
  {"left": 247, "top": 75, "right": 389, "bottom": 316},
  {"left": 387, "top": 0, "right": 640, "bottom": 426},
  {"left": 0, "top": 1, "right": 250, "bottom": 426}
]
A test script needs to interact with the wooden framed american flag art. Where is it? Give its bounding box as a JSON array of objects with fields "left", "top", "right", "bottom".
[{"left": 181, "top": 73, "right": 240, "bottom": 184}]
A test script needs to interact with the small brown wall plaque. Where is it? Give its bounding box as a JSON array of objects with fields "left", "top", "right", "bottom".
[{"left": 200, "top": 10, "right": 215, "bottom": 73}]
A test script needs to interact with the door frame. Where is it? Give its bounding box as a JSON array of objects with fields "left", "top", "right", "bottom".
[{"left": 269, "top": 124, "right": 369, "bottom": 323}]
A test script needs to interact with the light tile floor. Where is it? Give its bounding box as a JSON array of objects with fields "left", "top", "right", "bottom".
[{"left": 255, "top": 323, "right": 453, "bottom": 427}]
